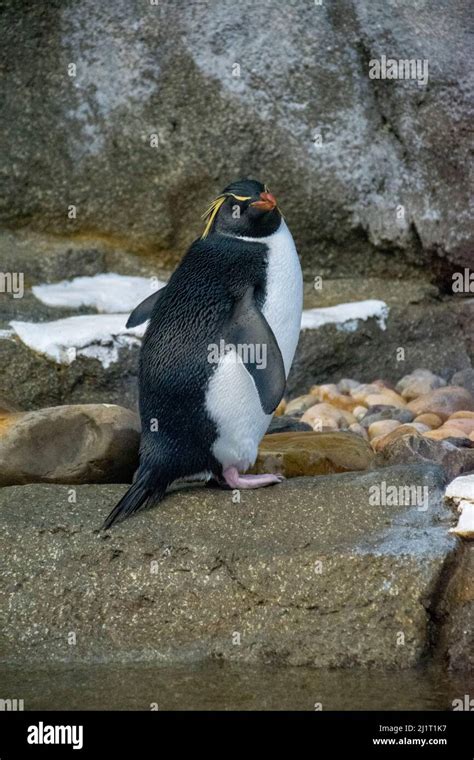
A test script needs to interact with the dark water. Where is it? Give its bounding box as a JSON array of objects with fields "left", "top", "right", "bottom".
[{"left": 1, "top": 662, "right": 473, "bottom": 711}]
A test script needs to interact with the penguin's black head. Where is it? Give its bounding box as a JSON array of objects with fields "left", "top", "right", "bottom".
[{"left": 201, "top": 179, "right": 282, "bottom": 239}]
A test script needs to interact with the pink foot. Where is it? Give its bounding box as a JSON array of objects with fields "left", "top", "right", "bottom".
[{"left": 223, "top": 466, "right": 285, "bottom": 489}]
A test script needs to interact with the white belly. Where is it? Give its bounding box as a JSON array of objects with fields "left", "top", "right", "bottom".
[{"left": 206, "top": 220, "right": 303, "bottom": 471}]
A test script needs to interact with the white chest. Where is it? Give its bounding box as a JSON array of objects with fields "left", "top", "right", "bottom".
[
  {"left": 257, "top": 220, "right": 303, "bottom": 375},
  {"left": 206, "top": 220, "right": 303, "bottom": 471}
]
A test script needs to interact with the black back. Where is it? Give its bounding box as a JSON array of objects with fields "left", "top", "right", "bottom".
[{"left": 138, "top": 235, "right": 268, "bottom": 479}]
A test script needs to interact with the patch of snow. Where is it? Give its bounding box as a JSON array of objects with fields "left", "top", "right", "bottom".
[
  {"left": 445, "top": 474, "right": 474, "bottom": 505},
  {"left": 301, "top": 300, "right": 389, "bottom": 331},
  {"left": 0, "top": 329, "right": 14, "bottom": 340},
  {"left": 9, "top": 315, "right": 146, "bottom": 370},
  {"left": 32, "top": 273, "right": 166, "bottom": 314},
  {"left": 449, "top": 500, "right": 474, "bottom": 539}
]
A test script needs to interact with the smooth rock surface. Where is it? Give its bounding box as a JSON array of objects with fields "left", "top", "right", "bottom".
[
  {"left": 252, "top": 431, "right": 374, "bottom": 477},
  {"left": 0, "top": 465, "right": 460, "bottom": 667},
  {"left": 0, "top": 404, "right": 140, "bottom": 485}
]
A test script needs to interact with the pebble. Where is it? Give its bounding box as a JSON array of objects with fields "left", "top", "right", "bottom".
[
  {"left": 301, "top": 403, "right": 349, "bottom": 431},
  {"left": 413, "top": 413, "right": 443, "bottom": 429},
  {"left": 361, "top": 406, "right": 414, "bottom": 428},
  {"left": 284, "top": 394, "right": 318, "bottom": 416},
  {"left": 318, "top": 385, "right": 359, "bottom": 411},
  {"left": 367, "top": 419, "right": 401, "bottom": 440},
  {"left": 353, "top": 405, "right": 369, "bottom": 421},
  {"left": 451, "top": 368, "right": 474, "bottom": 396},
  {"left": 365, "top": 391, "right": 407, "bottom": 409},
  {"left": 424, "top": 426, "right": 470, "bottom": 441},
  {"left": 370, "top": 424, "right": 424, "bottom": 452},
  {"left": 337, "top": 378, "right": 361, "bottom": 394},
  {"left": 396, "top": 369, "right": 446, "bottom": 401},
  {"left": 348, "top": 422, "right": 369, "bottom": 440},
  {"left": 407, "top": 386, "right": 474, "bottom": 421},
  {"left": 267, "top": 416, "right": 312, "bottom": 434}
]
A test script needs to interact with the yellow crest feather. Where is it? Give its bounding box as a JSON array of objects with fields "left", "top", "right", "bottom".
[{"left": 201, "top": 193, "right": 252, "bottom": 238}]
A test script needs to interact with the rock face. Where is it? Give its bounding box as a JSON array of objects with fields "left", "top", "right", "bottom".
[
  {"left": 0, "top": 404, "right": 140, "bottom": 486},
  {"left": 288, "top": 299, "right": 474, "bottom": 397},
  {"left": 0, "top": 465, "right": 461, "bottom": 668},
  {"left": 0, "top": 0, "right": 471, "bottom": 278},
  {"left": 436, "top": 546, "right": 474, "bottom": 671}
]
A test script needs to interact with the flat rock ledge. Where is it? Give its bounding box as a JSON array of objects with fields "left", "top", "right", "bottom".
[{"left": 0, "top": 464, "right": 464, "bottom": 668}]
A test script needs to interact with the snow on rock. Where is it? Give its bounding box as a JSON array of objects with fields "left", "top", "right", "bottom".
[
  {"left": 445, "top": 474, "right": 474, "bottom": 505},
  {"left": 9, "top": 315, "right": 146, "bottom": 369},
  {"left": 449, "top": 500, "right": 474, "bottom": 540},
  {"left": 32, "top": 273, "right": 166, "bottom": 313},
  {"left": 445, "top": 475, "right": 474, "bottom": 540},
  {"left": 301, "top": 300, "right": 389, "bottom": 331}
]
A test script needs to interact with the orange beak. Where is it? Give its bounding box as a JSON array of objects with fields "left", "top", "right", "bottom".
[{"left": 251, "top": 191, "right": 277, "bottom": 211}]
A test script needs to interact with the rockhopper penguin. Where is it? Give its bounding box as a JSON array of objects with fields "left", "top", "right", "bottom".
[{"left": 103, "top": 179, "right": 303, "bottom": 529}]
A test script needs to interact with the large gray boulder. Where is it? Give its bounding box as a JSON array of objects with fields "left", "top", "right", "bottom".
[
  {"left": 0, "top": 465, "right": 463, "bottom": 668},
  {"left": 0, "top": 0, "right": 471, "bottom": 278}
]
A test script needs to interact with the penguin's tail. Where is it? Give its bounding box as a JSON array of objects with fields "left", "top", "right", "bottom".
[{"left": 101, "top": 466, "right": 168, "bottom": 530}]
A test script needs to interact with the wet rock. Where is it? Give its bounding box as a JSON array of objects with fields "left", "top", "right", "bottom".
[
  {"left": 396, "top": 369, "right": 446, "bottom": 401},
  {"left": 0, "top": 404, "right": 140, "bottom": 486},
  {"left": 253, "top": 431, "right": 374, "bottom": 477},
  {"left": 0, "top": 465, "right": 457, "bottom": 667},
  {"left": 267, "top": 416, "right": 312, "bottom": 435},
  {"left": 407, "top": 386, "right": 474, "bottom": 422}
]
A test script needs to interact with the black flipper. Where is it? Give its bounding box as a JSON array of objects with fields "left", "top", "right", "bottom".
[
  {"left": 126, "top": 286, "right": 167, "bottom": 328},
  {"left": 222, "top": 288, "right": 286, "bottom": 415}
]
